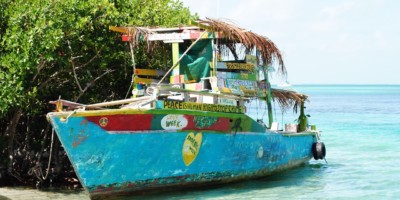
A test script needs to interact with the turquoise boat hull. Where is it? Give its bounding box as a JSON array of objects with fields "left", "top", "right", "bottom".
[{"left": 47, "top": 108, "right": 317, "bottom": 198}]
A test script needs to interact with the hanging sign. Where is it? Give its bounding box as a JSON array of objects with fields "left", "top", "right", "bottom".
[{"left": 163, "top": 100, "right": 245, "bottom": 114}]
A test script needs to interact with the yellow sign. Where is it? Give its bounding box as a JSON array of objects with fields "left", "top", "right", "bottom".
[
  {"left": 182, "top": 132, "right": 202, "bottom": 166},
  {"left": 164, "top": 101, "right": 245, "bottom": 114},
  {"left": 226, "top": 63, "right": 255, "bottom": 71}
]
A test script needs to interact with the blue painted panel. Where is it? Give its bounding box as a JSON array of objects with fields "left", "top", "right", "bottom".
[{"left": 48, "top": 113, "right": 314, "bottom": 194}]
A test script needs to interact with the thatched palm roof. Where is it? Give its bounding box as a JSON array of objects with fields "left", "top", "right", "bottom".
[
  {"left": 271, "top": 88, "right": 308, "bottom": 112},
  {"left": 197, "top": 18, "right": 286, "bottom": 77},
  {"left": 111, "top": 19, "right": 305, "bottom": 110},
  {"left": 114, "top": 18, "right": 286, "bottom": 77}
]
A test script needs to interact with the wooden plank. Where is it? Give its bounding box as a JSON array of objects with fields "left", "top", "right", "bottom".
[
  {"left": 135, "top": 69, "right": 166, "bottom": 76},
  {"left": 147, "top": 30, "right": 219, "bottom": 41},
  {"left": 216, "top": 71, "right": 257, "bottom": 81},
  {"left": 49, "top": 99, "right": 103, "bottom": 110},
  {"left": 109, "top": 26, "right": 129, "bottom": 34},
  {"left": 216, "top": 62, "right": 256, "bottom": 71},
  {"left": 157, "top": 85, "right": 254, "bottom": 99},
  {"left": 134, "top": 76, "right": 158, "bottom": 84}
]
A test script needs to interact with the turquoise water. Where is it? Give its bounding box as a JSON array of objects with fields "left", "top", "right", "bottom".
[
  {"left": 141, "top": 85, "right": 400, "bottom": 199},
  {"left": 3, "top": 85, "right": 400, "bottom": 199}
]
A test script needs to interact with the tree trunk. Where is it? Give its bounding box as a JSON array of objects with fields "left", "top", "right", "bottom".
[
  {"left": 53, "top": 138, "right": 61, "bottom": 176},
  {"left": 7, "top": 109, "right": 22, "bottom": 172}
]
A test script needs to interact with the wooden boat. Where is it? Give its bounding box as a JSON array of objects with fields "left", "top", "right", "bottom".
[{"left": 47, "top": 19, "right": 326, "bottom": 199}]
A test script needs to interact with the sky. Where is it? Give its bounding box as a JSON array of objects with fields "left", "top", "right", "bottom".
[{"left": 180, "top": 0, "right": 400, "bottom": 84}]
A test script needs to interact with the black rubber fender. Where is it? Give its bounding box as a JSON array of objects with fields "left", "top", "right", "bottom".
[{"left": 312, "top": 142, "right": 326, "bottom": 160}]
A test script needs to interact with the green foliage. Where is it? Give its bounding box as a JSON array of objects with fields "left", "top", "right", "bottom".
[
  {"left": 0, "top": 0, "right": 195, "bottom": 184},
  {"left": 0, "top": 0, "right": 194, "bottom": 115}
]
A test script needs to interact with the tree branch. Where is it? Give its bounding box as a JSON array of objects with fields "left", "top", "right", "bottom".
[
  {"left": 74, "top": 69, "right": 115, "bottom": 102},
  {"left": 67, "top": 40, "right": 83, "bottom": 92}
]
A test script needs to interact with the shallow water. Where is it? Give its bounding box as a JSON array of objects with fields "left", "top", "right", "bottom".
[{"left": 2, "top": 85, "right": 399, "bottom": 199}]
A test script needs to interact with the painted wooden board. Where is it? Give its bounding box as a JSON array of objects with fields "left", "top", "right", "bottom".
[
  {"left": 160, "top": 100, "right": 245, "bottom": 114},
  {"left": 216, "top": 62, "right": 256, "bottom": 71},
  {"left": 135, "top": 68, "right": 166, "bottom": 76},
  {"left": 216, "top": 71, "right": 257, "bottom": 81},
  {"left": 147, "top": 30, "right": 221, "bottom": 41}
]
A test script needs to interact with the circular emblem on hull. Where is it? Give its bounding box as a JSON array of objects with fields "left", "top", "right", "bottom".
[{"left": 99, "top": 117, "right": 108, "bottom": 127}]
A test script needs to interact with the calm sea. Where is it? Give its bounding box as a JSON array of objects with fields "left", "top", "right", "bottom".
[{"left": 1, "top": 85, "right": 399, "bottom": 199}]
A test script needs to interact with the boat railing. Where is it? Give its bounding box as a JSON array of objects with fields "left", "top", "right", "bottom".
[{"left": 50, "top": 84, "right": 253, "bottom": 112}]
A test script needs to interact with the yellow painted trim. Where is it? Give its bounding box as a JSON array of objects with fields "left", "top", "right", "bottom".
[
  {"left": 220, "top": 87, "right": 232, "bottom": 94},
  {"left": 134, "top": 76, "right": 155, "bottom": 84},
  {"left": 135, "top": 69, "right": 159, "bottom": 76},
  {"left": 171, "top": 43, "right": 180, "bottom": 83},
  {"left": 109, "top": 26, "right": 129, "bottom": 34},
  {"left": 48, "top": 109, "right": 148, "bottom": 118}
]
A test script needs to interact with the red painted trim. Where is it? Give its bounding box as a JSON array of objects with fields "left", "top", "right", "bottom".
[{"left": 85, "top": 114, "right": 153, "bottom": 131}]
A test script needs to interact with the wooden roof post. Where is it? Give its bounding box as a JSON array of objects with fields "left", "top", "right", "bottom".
[{"left": 170, "top": 43, "right": 180, "bottom": 84}]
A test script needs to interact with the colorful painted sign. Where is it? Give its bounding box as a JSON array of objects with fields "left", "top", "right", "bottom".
[
  {"left": 182, "top": 132, "right": 202, "bottom": 166},
  {"left": 193, "top": 116, "right": 218, "bottom": 129},
  {"left": 226, "top": 79, "right": 257, "bottom": 91},
  {"left": 216, "top": 62, "right": 255, "bottom": 71},
  {"left": 216, "top": 71, "right": 257, "bottom": 81},
  {"left": 86, "top": 112, "right": 232, "bottom": 133},
  {"left": 218, "top": 97, "right": 237, "bottom": 106},
  {"left": 161, "top": 114, "right": 188, "bottom": 130},
  {"left": 163, "top": 100, "right": 245, "bottom": 114},
  {"left": 216, "top": 69, "right": 258, "bottom": 95}
]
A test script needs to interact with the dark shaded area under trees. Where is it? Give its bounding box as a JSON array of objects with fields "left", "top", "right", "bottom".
[{"left": 0, "top": 0, "right": 196, "bottom": 188}]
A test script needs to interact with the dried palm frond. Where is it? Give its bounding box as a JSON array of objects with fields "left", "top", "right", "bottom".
[
  {"left": 197, "top": 18, "right": 286, "bottom": 77},
  {"left": 120, "top": 18, "right": 286, "bottom": 77},
  {"left": 127, "top": 26, "right": 157, "bottom": 51},
  {"left": 271, "top": 88, "right": 308, "bottom": 112}
]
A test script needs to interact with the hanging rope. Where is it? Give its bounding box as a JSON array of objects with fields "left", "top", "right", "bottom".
[
  {"left": 28, "top": 128, "right": 55, "bottom": 181},
  {"left": 125, "top": 41, "right": 137, "bottom": 99}
]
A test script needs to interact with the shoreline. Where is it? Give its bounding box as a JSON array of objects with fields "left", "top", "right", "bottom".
[{"left": 0, "top": 187, "right": 90, "bottom": 200}]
